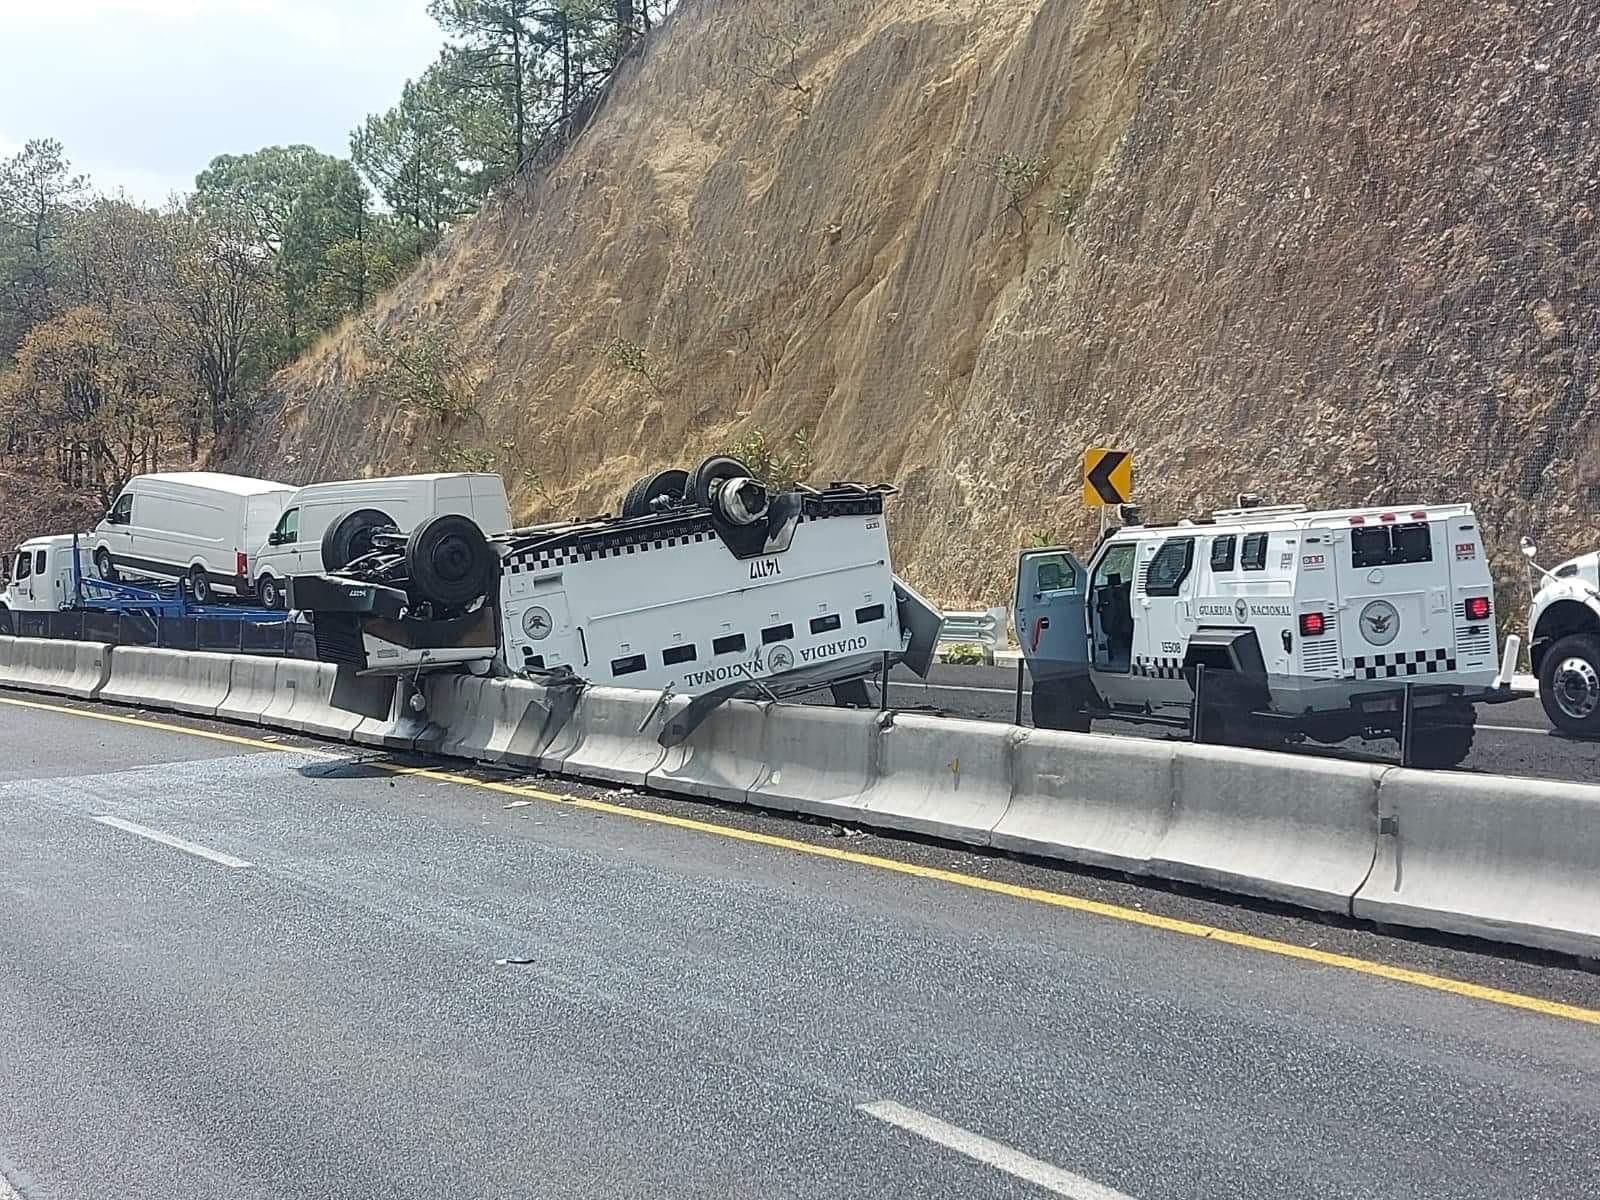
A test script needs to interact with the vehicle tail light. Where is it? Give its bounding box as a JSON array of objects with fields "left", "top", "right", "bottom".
[
  {"left": 236, "top": 551, "right": 249, "bottom": 578},
  {"left": 1464, "top": 596, "right": 1490, "bottom": 621},
  {"left": 1348, "top": 515, "right": 1365, "bottom": 525},
  {"left": 1410, "top": 511, "right": 1428, "bottom": 520},
  {"left": 1379, "top": 512, "right": 1396, "bottom": 523},
  {"left": 1299, "top": 612, "right": 1326, "bottom": 637}
]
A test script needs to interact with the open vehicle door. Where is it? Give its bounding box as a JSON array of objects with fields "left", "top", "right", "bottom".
[{"left": 1015, "top": 547, "right": 1089, "bottom": 683}]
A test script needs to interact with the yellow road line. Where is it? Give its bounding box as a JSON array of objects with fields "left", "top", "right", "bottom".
[
  {"left": 0, "top": 693, "right": 342, "bottom": 757},
  {"left": 5, "top": 690, "right": 1598, "bottom": 1026}
]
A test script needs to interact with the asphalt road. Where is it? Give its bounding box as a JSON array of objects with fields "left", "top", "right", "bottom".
[
  {"left": 863, "top": 663, "right": 1599, "bottom": 785},
  {"left": 3, "top": 692, "right": 1600, "bottom": 1199}
]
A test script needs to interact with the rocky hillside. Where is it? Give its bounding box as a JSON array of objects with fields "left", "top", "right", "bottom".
[{"left": 224, "top": 0, "right": 1600, "bottom": 604}]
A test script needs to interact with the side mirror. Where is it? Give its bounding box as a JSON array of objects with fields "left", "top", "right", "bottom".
[
  {"left": 267, "top": 532, "right": 282, "bottom": 546},
  {"left": 1519, "top": 535, "right": 1538, "bottom": 561}
]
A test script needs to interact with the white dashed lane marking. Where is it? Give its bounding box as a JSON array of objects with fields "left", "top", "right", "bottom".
[
  {"left": 90, "top": 815, "right": 253, "bottom": 869},
  {"left": 858, "top": 1099, "right": 1136, "bottom": 1199}
]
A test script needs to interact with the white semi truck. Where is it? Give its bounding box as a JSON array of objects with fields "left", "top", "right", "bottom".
[
  {"left": 286, "top": 457, "right": 941, "bottom": 740},
  {"left": 1522, "top": 536, "right": 1600, "bottom": 736}
]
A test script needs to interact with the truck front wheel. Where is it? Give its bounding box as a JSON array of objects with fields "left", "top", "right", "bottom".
[{"left": 1539, "top": 633, "right": 1600, "bottom": 737}]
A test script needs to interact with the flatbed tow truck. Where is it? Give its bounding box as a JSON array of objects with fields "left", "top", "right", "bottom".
[{"left": 1, "top": 534, "right": 294, "bottom": 651}]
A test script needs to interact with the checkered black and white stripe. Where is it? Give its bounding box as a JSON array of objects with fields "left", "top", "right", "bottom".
[
  {"left": 1350, "top": 649, "right": 1456, "bottom": 679},
  {"left": 504, "top": 530, "right": 718, "bottom": 575},
  {"left": 1134, "top": 655, "right": 1184, "bottom": 680}
]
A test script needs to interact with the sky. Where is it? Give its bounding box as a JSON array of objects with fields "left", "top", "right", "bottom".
[{"left": 0, "top": 0, "right": 445, "bottom": 204}]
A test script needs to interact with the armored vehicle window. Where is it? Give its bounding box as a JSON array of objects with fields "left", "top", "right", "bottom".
[
  {"left": 1210, "top": 535, "right": 1237, "bottom": 572},
  {"left": 1145, "top": 537, "right": 1195, "bottom": 597},
  {"left": 1241, "top": 532, "right": 1269, "bottom": 571}
]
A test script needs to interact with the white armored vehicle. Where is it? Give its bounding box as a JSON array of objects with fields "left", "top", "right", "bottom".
[
  {"left": 1017, "top": 502, "right": 1521, "bottom": 767},
  {"left": 1521, "top": 535, "right": 1600, "bottom": 736},
  {"left": 288, "top": 457, "right": 941, "bottom": 739}
]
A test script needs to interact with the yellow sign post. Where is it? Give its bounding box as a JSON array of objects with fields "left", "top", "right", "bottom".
[{"left": 1082, "top": 448, "right": 1133, "bottom": 507}]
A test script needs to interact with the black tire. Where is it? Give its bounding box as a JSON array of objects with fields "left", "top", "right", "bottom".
[
  {"left": 1031, "top": 678, "right": 1092, "bottom": 733},
  {"left": 321, "top": 508, "right": 397, "bottom": 571},
  {"left": 619, "top": 468, "right": 689, "bottom": 518},
  {"left": 405, "top": 514, "right": 493, "bottom": 608},
  {"left": 188, "top": 565, "right": 213, "bottom": 605},
  {"left": 830, "top": 678, "right": 873, "bottom": 708},
  {"left": 258, "top": 575, "right": 284, "bottom": 611},
  {"left": 94, "top": 547, "right": 118, "bottom": 582},
  {"left": 1538, "top": 632, "right": 1600, "bottom": 737},
  {"left": 687, "top": 455, "right": 751, "bottom": 508},
  {"left": 1406, "top": 700, "right": 1477, "bottom": 769}
]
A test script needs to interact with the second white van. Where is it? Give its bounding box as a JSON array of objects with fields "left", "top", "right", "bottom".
[
  {"left": 252, "top": 473, "right": 512, "bottom": 609},
  {"left": 92, "top": 473, "right": 297, "bottom": 603}
]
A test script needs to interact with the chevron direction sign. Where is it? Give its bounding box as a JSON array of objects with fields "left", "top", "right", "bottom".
[{"left": 1082, "top": 448, "right": 1133, "bottom": 507}]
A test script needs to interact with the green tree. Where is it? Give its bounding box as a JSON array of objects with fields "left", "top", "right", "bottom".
[
  {"left": 428, "top": 0, "right": 548, "bottom": 182},
  {"left": 0, "top": 138, "right": 85, "bottom": 357},
  {"left": 352, "top": 65, "right": 473, "bottom": 254},
  {"left": 192, "top": 145, "right": 365, "bottom": 352},
  {"left": 172, "top": 204, "right": 275, "bottom": 450}
]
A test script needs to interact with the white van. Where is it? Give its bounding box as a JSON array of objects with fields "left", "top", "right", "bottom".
[
  {"left": 92, "top": 473, "right": 297, "bottom": 604},
  {"left": 252, "top": 473, "right": 512, "bottom": 610}
]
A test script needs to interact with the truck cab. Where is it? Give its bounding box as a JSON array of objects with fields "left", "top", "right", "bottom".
[
  {"left": 3, "top": 535, "right": 85, "bottom": 615},
  {"left": 1524, "top": 539, "right": 1600, "bottom": 736},
  {"left": 1016, "top": 503, "right": 1513, "bottom": 767}
]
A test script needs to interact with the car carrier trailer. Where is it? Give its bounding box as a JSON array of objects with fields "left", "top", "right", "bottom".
[{"left": 2, "top": 533, "right": 294, "bottom": 651}]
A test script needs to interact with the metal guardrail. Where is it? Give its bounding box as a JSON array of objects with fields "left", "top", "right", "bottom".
[{"left": 936, "top": 606, "right": 1010, "bottom": 663}]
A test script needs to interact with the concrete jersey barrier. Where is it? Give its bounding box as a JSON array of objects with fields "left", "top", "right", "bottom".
[
  {"left": 745, "top": 703, "right": 878, "bottom": 822},
  {"left": 1149, "top": 746, "right": 1385, "bottom": 911},
  {"left": 1354, "top": 770, "right": 1600, "bottom": 958},
  {"left": 858, "top": 713, "right": 1021, "bottom": 844},
  {"left": 990, "top": 729, "right": 1174, "bottom": 874},
  {"left": 99, "top": 646, "right": 235, "bottom": 716},
  {"left": 539, "top": 686, "right": 670, "bottom": 786},
  {"left": 650, "top": 698, "right": 772, "bottom": 804},
  {"left": 0, "top": 636, "right": 112, "bottom": 700},
  {"left": 216, "top": 655, "right": 282, "bottom": 725},
  {"left": 416, "top": 674, "right": 578, "bottom": 769}
]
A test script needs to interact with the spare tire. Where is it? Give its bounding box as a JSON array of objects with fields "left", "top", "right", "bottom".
[
  {"left": 619, "top": 468, "right": 689, "bottom": 518},
  {"left": 321, "top": 508, "right": 398, "bottom": 571},
  {"left": 405, "top": 514, "right": 493, "bottom": 608},
  {"left": 687, "top": 455, "right": 753, "bottom": 508}
]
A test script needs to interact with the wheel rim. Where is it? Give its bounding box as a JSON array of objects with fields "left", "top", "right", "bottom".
[
  {"left": 430, "top": 535, "right": 475, "bottom": 585},
  {"left": 1552, "top": 657, "right": 1600, "bottom": 721},
  {"left": 263, "top": 580, "right": 277, "bottom": 607}
]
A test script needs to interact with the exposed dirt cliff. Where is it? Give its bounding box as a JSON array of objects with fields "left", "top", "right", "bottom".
[{"left": 225, "top": 0, "right": 1600, "bottom": 605}]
